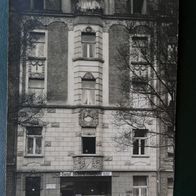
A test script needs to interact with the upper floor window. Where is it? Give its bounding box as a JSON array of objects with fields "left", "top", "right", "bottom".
[
  {"left": 133, "top": 129, "right": 147, "bottom": 155},
  {"left": 29, "top": 0, "right": 61, "bottom": 11},
  {"left": 81, "top": 32, "right": 96, "bottom": 58},
  {"left": 131, "top": 36, "right": 148, "bottom": 62},
  {"left": 128, "top": 0, "right": 147, "bottom": 14},
  {"left": 28, "top": 32, "right": 46, "bottom": 58},
  {"left": 27, "top": 31, "right": 47, "bottom": 97},
  {"left": 133, "top": 176, "right": 148, "bottom": 196},
  {"left": 26, "top": 127, "right": 42, "bottom": 156},
  {"left": 82, "top": 73, "right": 96, "bottom": 105}
]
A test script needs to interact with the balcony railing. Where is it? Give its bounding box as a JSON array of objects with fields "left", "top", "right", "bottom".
[
  {"left": 73, "top": 155, "right": 103, "bottom": 171},
  {"left": 72, "top": 0, "right": 104, "bottom": 14}
]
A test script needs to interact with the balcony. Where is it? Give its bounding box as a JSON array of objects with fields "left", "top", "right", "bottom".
[
  {"left": 73, "top": 155, "right": 103, "bottom": 171},
  {"left": 72, "top": 0, "right": 104, "bottom": 15}
]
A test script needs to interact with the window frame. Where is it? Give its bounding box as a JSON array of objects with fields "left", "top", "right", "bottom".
[
  {"left": 82, "top": 136, "right": 96, "bottom": 155},
  {"left": 26, "top": 29, "right": 48, "bottom": 98},
  {"left": 132, "top": 129, "right": 148, "bottom": 156},
  {"left": 81, "top": 78, "right": 96, "bottom": 105},
  {"left": 133, "top": 176, "right": 148, "bottom": 196},
  {"left": 128, "top": 0, "right": 147, "bottom": 15},
  {"left": 81, "top": 32, "right": 96, "bottom": 58},
  {"left": 25, "top": 126, "right": 44, "bottom": 157}
]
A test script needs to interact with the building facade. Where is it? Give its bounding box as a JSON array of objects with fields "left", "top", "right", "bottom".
[{"left": 8, "top": 0, "right": 178, "bottom": 196}]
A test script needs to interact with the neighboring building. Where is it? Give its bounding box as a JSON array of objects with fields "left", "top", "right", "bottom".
[{"left": 7, "top": 0, "right": 178, "bottom": 196}]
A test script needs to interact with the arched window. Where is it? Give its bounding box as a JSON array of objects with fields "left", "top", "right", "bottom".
[{"left": 81, "top": 72, "right": 96, "bottom": 105}]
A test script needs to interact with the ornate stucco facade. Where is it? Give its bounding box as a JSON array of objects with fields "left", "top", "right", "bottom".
[{"left": 7, "top": 1, "right": 178, "bottom": 196}]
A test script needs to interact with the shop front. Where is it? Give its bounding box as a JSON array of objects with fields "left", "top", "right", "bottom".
[{"left": 60, "top": 175, "right": 111, "bottom": 196}]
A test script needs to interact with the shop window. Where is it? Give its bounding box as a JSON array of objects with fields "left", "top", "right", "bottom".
[
  {"left": 167, "top": 178, "right": 174, "bottom": 196},
  {"left": 133, "top": 129, "right": 147, "bottom": 155},
  {"left": 132, "top": 36, "right": 148, "bottom": 62},
  {"left": 26, "top": 127, "right": 42, "bottom": 155},
  {"left": 25, "top": 177, "right": 41, "bottom": 196},
  {"left": 82, "top": 137, "right": 96, "bottom": 154},
  {"left": 82, "top": 79, "right": 96, "bottom": 105},
  {"left": 133, "top": 176, "right": 148, "bottom": 196},
  {"left": 81, "top": 32, "right": 96, "bottom": 58}
]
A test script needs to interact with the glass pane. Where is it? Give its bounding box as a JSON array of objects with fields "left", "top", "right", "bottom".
[
  {"left": 89, "top": 44, "right": 95, "bottom": 57},
  {"left": 27, "top": 138, "right": 34, "bottom": 154},
  {"left": 82, "top": 43, "right": 87, "bottom": 57},
  {"left": 81, "top": 33, "right": 96, "bottom": 42},
  {"left": 134, "top": 129, "right": 147, "bottom": 137},
  {"left": 141, "top": 139, "right": 145, "bottom": 154},
  {"left": 29, "top": 79, "right": 44, "bottom": 89},
  {"left": 27, "top": 127, "right": 42, "bottom": 136},
  {"left": 141, "top": 188, "right": 147, "bottom": 196},
  {"left": 133, "top": 139, "right": 139, "bottom": 154},
  {"left": 35, "top": 138, "right": 42, "bottom": 154},
  {"left": 33, "top": 0, "right": 44, "bottom": 10},
  {"left": 133, "top": 188, "right": 139, "bottom": 196},
  {"left": 133, "top": 176, "right": 147, "bottom": 186},
  {"left": 30, "top": 32, "right": 45, "bottom": 42},
  {"left": 82, "top": 137, "right": 96, "bottom": 154}
]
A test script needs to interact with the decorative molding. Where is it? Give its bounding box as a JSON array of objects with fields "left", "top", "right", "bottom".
[
  {"left": 45, "top": 141, "right": 51, "bottom": 147},
  {"left": 51, "top": 122, "right": 60, "bottom": 128},
  {"left": 73, "top": 155, "right": 103, "bottom": 171},
  {"left": 79, "top": 109, "right": 99, "bottom": 127},
  {"left": 47, "top": 108, "right": 56, "bottom": 113}
]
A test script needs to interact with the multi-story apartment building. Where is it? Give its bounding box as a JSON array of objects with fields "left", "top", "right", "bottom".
[{"left": 7, "top": 0, "right": 178, "bottom": 196}]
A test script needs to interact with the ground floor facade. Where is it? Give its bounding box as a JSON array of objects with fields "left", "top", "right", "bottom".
[{"left": 16, "top": 171, "right": 158, "bottom": 196}]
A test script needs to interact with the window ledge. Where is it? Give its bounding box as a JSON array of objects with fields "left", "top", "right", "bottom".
[
  {"left": 28, "top": 56, "right": 46, "bottom": 60},
  {"left": 132, "top": 155, "right": 150, "bottom": 158},
  {"left": 24, "top": 155, "right": 44, "bottom": 158},
  {"left": 73, "top": 154, "right": 104, "bottom": 157},
  {"left": 73, "top": 57, "right": 104, "bottom": 63}
]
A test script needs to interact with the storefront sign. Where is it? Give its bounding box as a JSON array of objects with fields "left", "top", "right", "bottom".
[
  {"left": 46, "top": 184, "right": 56, "bottom": 189},
  {"left": 60, "top": 171, "right": 112, "bottom": 177}
]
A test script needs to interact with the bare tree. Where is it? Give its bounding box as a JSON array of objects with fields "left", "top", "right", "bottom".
[{"left": 113, "top": 17, "right": 178, "bottom": 158}]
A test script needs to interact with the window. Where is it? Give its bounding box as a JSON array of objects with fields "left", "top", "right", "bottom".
[
  {"left": 82, "top": 79, "right": 96, "bottom": 105},
  {"left": 26, "top": 127, "right": 42, "bottom": 155},
  {"left": 32, "top": 0, "right": 44, "bottom": 10},
  {"left": 25, "top": 177, "right": 41, "bottom": 196},
  {"left": 128, "top": 0, "right": 147, "bottom": 14},
  {"left": 133, "top": 176, "right": 148, "bottom": 196},
  {"left": 81, "top": 32, "right": 96, "bottom": 58},
  {"left": 27, "top": 31, "right": 46, "bottom": 97},
  {"left": 82, "top": 137, "right": 96, "bottom": 154},
  {"left": 29, "top": 32, "right": 45, "bottom": 57},
  {"left": 133, "top": 129, "right": 147, "bottom": 155},
  {"left": 167, "top": 178, "right": 174, "bottom": 196},
  {"left": 132, "top": 36, "right": 148, "bottom": 62}
]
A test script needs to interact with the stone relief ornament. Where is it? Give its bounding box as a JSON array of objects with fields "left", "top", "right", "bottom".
[{"left": 79, "top": 109, "right": 99, "bottom": 127}]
